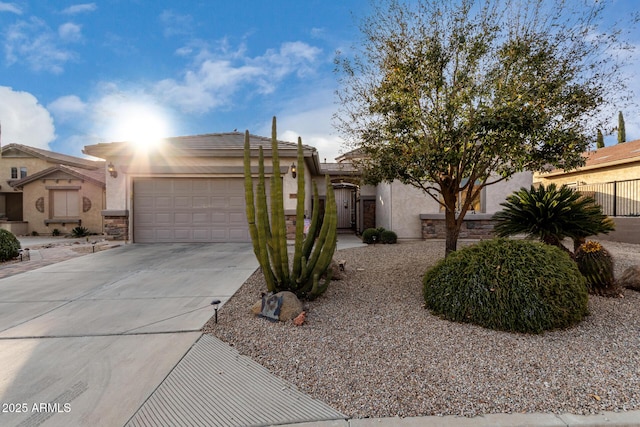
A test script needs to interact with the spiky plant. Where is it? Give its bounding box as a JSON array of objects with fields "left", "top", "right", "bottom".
[
  {"left": 574, "top": 241, "right": 616, "bottom": 295},
  {"left": 244, "top": 117, "right": 338, "bottom": 300},
  {"left": 492, "top": 184, "right": 615, "bottom": 253}
]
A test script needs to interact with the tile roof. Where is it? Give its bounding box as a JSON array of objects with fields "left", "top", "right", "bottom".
[
  {"left": 583, "top": 138, "right": 640, "bottom": 167},
  {"left": 2, "top": 143, "right": 103, "bottom": 170},
  {"left": 83, "top": 132, "right": 316, "bottom": 158},
  {"left": 10, "top": 164, "right": 106, "bottom": 189},
  {"left": 538, "top": 138, "right": 640, "bottom": 176}
]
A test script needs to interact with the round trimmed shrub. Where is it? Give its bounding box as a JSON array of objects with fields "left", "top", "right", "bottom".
[
  {"left": 362, "top": 228, "right": 381, "bottom": 244},
  {"left": 423, "top": 238, "right": 588, "bottom": 334},
  {"left": 0, "top": 229, "right": 20, "bottom": 262},
  {"left": 380, "top": 230, "right": 397, "bottom": 244}
]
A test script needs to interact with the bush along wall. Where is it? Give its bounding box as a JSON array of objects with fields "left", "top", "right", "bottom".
[
  {"left": 423, "top": 238, "right": 589, "bottom": 334},
  {"left": 362, "top": 227, "right": 397, "bottom": 244}
]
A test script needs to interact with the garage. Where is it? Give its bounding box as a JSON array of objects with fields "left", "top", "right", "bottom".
[{"left": 133, "top": 178, "right": 250, "bottom": 243}]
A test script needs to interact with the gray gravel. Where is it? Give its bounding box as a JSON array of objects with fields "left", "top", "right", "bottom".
[{"left": 203, "top": 239, "right": 640, "bottom": 419}]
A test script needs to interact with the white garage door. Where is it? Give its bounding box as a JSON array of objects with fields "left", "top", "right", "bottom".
[{"left": 133, "top": 178, "right": 250, "bottom": 243}]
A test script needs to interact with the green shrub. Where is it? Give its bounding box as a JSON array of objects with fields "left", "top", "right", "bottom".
[
  {"left": 71, "top": 226, "right": 90, "bottom": 237},
  {"left": 52, "top": 229, "right": 61, "bottom": 236},
  {"left": 31, "top": 231, "right": 39, "bottom": 236},
  {"left": 0, "top": 229, "right": 20, "bottom": 262},
  {"left": 362, "top": 228, "right": 381, "bottom": 244},
  {"left": 423, "top": 239, "right": 588, "bottom": 334},
  {"left": 575, "top": 241, "right": 616, "bottom": 295},
  {"left": 380, "top": 230, "right": 397, "bottom": 244}
]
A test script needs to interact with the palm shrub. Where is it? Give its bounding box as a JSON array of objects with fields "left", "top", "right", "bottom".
[
  {"left": 423, "top": 239, "right": 588, "bottom": 334},
  {"left": 71, "top": 226, "right": 90, "bottom": 237},
  {"left": 574, "top": 241, "right": 616, "bottom": 295},
  {"left": 244, "top": 117, "right": 338, "bottom": 300},
  {"left": 0, "top": 229, "right": 20, "bottom": 262},
  {"left": 492, "top": 184, "right": 615, "bottom": 254}
]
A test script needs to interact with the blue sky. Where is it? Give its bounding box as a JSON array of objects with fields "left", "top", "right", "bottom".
[{"left": 0, "top": 1, "right": 638, "bottom": 162}]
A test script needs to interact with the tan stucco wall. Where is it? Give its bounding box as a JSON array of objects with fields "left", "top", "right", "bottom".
[
  {"left": 22, "top": 178, "right": 104, "bottom": 235},
  {"left": 0, "top": 157, "right": 51, "bottom": 197},
  {"left": 375, "top": 182, "right": 441, "bottom": 239},
  {"left": 534, "top": 163, "right": 640, "bottom": 186},
  {"left": 374, "top": 172, "right": 532, "bottom": 239}
]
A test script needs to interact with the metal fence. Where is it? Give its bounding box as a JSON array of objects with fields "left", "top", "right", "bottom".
[{"left": 574, "top": 178, "right": 640, "bottom": 217}]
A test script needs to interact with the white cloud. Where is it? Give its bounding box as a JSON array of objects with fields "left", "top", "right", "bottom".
[
  {"left": 58, "top": 22, "right": 82, "bottom": 42},
  {"left": 0, "top": 1, "right": 21, "bottom": 14},
  {"left": 3, "top": 17, "right": 77, "bottom": 73},
  {"left": 0, "top": 86, "right": 56, "bottom": 149},
  {"left": 156, "top": 41, "right": 322, "bottom": 114},
  {"left": 48, "top": 95, "right": 87, "bottom": 122},
  {"left": 61, "top": 3, "right": 97, "bottom": 15}
]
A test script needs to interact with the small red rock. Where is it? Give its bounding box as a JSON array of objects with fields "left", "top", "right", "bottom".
[{"left": 293, "top": 311, "right": 306, "bottom": 326}]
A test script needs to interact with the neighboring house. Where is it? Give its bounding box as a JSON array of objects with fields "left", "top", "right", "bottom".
[
  {"left": 534, "top": 138, "right": 640, "bottom": 217},
  {"left": 0, "top": 144, "right": 105, "bottom": 235},
  {"left": 534, "top": 138, "right": 640, "bottom": 244},
  {"left": 83, "top": 133, "right": 531, "bottom": 242}
]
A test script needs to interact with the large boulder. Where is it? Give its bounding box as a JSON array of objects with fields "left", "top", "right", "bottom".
[
  {"left": 251, "top": 291, "right": 304, "bottom": 321},
  {"left": 618, "top": 266, "right": 640, "bottom": 292}
]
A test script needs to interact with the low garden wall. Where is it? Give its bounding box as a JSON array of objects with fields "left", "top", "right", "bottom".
[
  {"left": 595, "top": 217, "right": 640, "bottom": 245},
  {"left": 420, "top": 213, "right": 495, "bottom": 239}
]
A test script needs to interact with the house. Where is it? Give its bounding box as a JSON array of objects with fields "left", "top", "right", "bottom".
[
  {"left": 83, "top": 133, "right": 317, "bottom": 242},
  {"left": 534, "top": 138, "right": 640, "bottom": 243},
  {"left": 83, "top": 132, "right": 532, "bottom": 242},
  {"left": 0, "top": 144, "right": 105, "bottom": 235}
]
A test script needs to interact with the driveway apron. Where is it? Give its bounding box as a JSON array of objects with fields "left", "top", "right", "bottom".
[{"left": 0, "top": 243, "right": 257, "bottom": 427}]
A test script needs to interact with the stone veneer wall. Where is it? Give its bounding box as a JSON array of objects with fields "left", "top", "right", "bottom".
[
  {"left": 102, "top": 210, "right": 129, "bottom": 240},
  {"left": 420, "top": 213, "right": 495, "bottom": 239}
]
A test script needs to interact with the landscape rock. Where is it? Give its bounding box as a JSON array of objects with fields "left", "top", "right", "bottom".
[
  {"left": 251, "top": 291, "right": 304, "bottom": 321},
  {"left": 618, "top": 265, "right": 640, "bottom": 291}
]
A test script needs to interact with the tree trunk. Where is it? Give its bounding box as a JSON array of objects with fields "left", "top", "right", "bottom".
[{"left": 443, "top": 189, "right": 461, "bottom": 256}]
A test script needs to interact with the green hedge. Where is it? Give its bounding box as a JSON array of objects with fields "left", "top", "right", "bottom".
[
  {"left": 0, "top": 229, "right": 20, "bottom": 262},
  {"left": 423, "top": 239, "right": 588, "bottom": 334}
]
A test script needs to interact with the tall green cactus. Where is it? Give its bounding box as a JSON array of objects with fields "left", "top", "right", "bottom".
[{"left": 244, "top": 117, "right": 337, "bottom": 300}]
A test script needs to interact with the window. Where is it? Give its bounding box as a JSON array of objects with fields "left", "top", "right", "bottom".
[
  {"left": 20, "top": 167, "right": 27, "bottom": 178},
  {"left": 10, "top": 167, "right": 17, "bottom": 179},
  {"left": 439, "top": 180, "right": 483, "bottom": 213},
  {"left": 51, "top": 190, "right": 79, "bottom": 217}
]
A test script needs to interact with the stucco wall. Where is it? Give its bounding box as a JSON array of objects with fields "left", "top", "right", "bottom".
[
  {"left": 484, "top": 171, "right": 533, "bottom": 213},
  {"left": 106, "top": 154, "right": 299, "bottom": 213},
  {"left": 534, "top": 163, "right": 640, "bottom": 186},
  {"left": 0, "top": 157, "right": 50, "bottom": 191},
  {"left": 22, "top": 178, "right": 104, "bottom": 235}
]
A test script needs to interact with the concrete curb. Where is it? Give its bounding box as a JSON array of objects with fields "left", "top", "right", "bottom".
[{"left": 279, "top": 411, "right": 640, "bottom": 427}]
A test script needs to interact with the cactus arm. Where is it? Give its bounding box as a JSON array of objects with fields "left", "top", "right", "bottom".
[
  {"left": 255, "top": 147, "right": 276, "bottom": 292},
  {"left": 243, "top": 131, "right": 261, "bottom": 261},
  {"left": 269, "top": 117, "right": 289, "bottom": 287},
  {"left": 301, "top": 181, "right": 321, "bottom": 260},
  {"left": 292, "top": 137, "right": 306, "bottom": 280},
  {"left": 307, "top": 176, "right": 337, "bottom": 276},
  {"left": 309, "top": 177, "right": 338, "bottom": 281}
]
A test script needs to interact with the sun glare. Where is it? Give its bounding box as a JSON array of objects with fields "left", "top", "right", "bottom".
[{"left": 110, "top": 104, "right": 170, "bottom": 151}]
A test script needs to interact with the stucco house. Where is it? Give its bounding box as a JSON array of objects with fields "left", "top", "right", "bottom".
[
  {"left": 83, "top": 132, "right": 532, "bottom": 242},
  {"left": 534, "top": 138, "right": 640, "bottom": 243},
  {"left": 0, "top": 144, "right": 105, "bottom": 236}
]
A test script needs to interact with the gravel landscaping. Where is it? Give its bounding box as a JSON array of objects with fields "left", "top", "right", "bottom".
[{"left": 203, "top": 239, "right": 640, "bottom": 419}]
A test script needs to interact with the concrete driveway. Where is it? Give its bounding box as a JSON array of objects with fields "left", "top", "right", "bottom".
[{"left": 0, "top": 243, "right": 257, "bottom": 427}]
